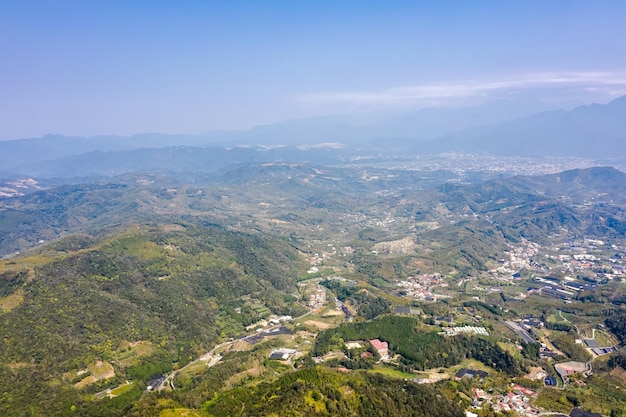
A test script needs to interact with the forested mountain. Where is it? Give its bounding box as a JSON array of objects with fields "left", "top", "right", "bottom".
[
  {"left": 1, "top": 165, "right": 624, "bottom": 262},
  {"left": 434, "top": 167, "right": 626, "bottom": 242},
  {"left": 200, "top": 368, "right": 465, "bottom": 417},
  {"left": 1, "top": 162, "right": 625, "bottom": 415},
  {"left": 0, "top": 224, "right": 305, "bottom": 416}
]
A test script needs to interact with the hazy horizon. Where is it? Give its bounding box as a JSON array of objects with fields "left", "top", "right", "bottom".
[{"left": 2, "top": 1, "right": 626, "bottom": 140}]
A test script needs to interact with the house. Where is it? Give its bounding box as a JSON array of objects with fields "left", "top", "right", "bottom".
[
  {"left": 369, "top": 339, "right": 389, "bottom": 357},
  {"left": 522, "top": 318, "right": 543, "bottom": 328},
  {"left": 435, "top": 316, "right": 455, "bottom": 325}
]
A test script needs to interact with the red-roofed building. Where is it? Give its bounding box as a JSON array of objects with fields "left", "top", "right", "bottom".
[{"left": 370, "top": 339, "right": 389, "bottom": 356}]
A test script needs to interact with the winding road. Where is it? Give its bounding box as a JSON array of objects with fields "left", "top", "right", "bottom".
[{"left": 156, "top": 284, "right": 328, "bottom": 391}]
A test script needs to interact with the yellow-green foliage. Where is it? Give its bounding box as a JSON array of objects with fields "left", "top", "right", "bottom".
[
  {"left": 110, "top": 382, "right": 134, "bottom": 396},
  {"left": 203, "top": 367, "right": 464, "bottom": 417},
  {"left": 178, "top": 361, "right": 210, "bottom": 379},
  {"left": 368, "top": 365, "right": 417, "bottom": 379},
  {"left": 159, "top": 408, "right": 201, "bottom": 417},
  {"left": 0, "top": 223, "right": 303, "bottom": 416},
  {"left": 304, "top": 390, "right": 327, "bottom": 412},
  {"left": 105, "top": 233, "right": 166, "bottom": 260},
  {"left": 115, "top": 342, "right": 154, "bottom": 368},
  {"left": 0, "top": 288, "right": 24, "bottom": 312},
  {"left": 535, "top": 376, "right": 626, "bottom": 416}
]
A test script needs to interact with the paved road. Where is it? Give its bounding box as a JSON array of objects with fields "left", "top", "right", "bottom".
[
  {"left": 156, "top": 340, "right": 231, "bottom": 391},
  {"left": 156, "top": 298, "right": 321, "bottom": 391},
  {"left": 553, "top": 310, "right": 592, "bottom": 390}
]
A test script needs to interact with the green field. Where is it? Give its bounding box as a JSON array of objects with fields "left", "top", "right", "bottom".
[{"left": 369, "top": 365, "right": 417, "bottom": 379}]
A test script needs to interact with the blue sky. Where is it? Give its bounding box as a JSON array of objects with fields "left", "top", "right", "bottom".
[{"left": 1, "top": 0, "right": 626, "bottom": 139}]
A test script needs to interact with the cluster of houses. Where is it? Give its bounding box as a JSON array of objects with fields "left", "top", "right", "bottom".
[
  {"left": 245, "top": 315, "right": 293, "bottom": 331},
  {"left": 555, "top": 240, "right": 625, "bottom": 281},
  {"left": 490, "top": 237, "right": 626, "bottom": 285},
  {"left": 491, "top": 241, "right": 541, "bottom": 281},
  {"left": 396, "top": 273, "right": 448, "bottom": 301},
  {"left": 308, "top": 287, "right": 326, "bottom": 308},
  {"left": 306, "top": 244, "right": 355, "bottom": 273},
  {"left": 468, "top": 384, "right": 540, "bottom": 416}
]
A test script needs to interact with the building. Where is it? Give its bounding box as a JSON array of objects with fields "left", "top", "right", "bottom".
[
  {"left": 544, "top": 376, "right": 558, "bottom": 386},
  {"left": 454, "top": 368, "right": 488, "bottom": 380},
  {"left": 369, "top": 339, "right": 389, "bottom": 357},
  {"left": 344, "top": 341, "right": 363, "bottom": 350},
  {"left": 393, "top": 306, "right": 422, "bottom": 316},
  {"left": 583, "top": 338, "right": 599, "bottom": 348},
  {"left": 268, "top": 348, "right": 297, "bottom": 361}
]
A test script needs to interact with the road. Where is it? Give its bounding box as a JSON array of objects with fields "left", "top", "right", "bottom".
[
  {"left": 156, "top": 340, "right": 231, "bottom": 391},
  {"left": 553, "top": 310, "right": 592, "bottom": 390},
  {"left": 538, "top": 329, "right": 565, "bottom": 357},
  {"left": 156, "top": 293, "right": 323, "bottom": 391}
]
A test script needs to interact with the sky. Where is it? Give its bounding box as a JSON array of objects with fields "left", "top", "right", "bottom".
[{"left": 1, "top": 0, "right": 626, "bottom": 140}]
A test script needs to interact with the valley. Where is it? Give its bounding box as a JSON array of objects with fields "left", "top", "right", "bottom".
[
  {"left": 1, "top": 152, "right": 626, "bottom": 417},
  {"left": 4, "top": 2, "right": 626, "bottom": 415}
]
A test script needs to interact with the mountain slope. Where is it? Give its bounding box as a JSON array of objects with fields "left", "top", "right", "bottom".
[
  {"left": 436, "top": 166, "right": 626, "bottom": 242},
  {"left": 199, "top": 368, "right": 464, "bottom": 417},
  {"left": 0, "top": 223, "right": 305, "bottom": 416},
  {"left": 433, "top": 95, "right": 626, "bottom": 157},
  {"left": 3, "top": 96, "right": 625, "bottom": 178}
]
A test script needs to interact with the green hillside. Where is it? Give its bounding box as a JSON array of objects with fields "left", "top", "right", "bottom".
[
  {"left": 0, "top": 223, "right": 305, "bottom": 416},
  {"left": 200, "top": 367, "right": 464, "bottom": 417}
]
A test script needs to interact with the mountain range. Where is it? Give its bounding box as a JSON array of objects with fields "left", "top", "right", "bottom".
[
  {"left": 1, "top": 96, "right": 626, "bottom": 179},
  {"left": 1, "top": 149, "right": 625, "bottom": 415}
]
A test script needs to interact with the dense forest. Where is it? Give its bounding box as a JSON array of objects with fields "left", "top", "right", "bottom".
[
  {"left": 201, "top": 367, "right": 465, "bottom": 417},
  {"left": 606, "top": 311, "right": 626, "bottom": 344},
  {"left": 0, "top": 223, "right": 305, "bottom": 416},
  {"left": 313, "top": 316, "right": 520, "bottom": 375},
  {"left": 320, "top": 279, "right": 391, "bottom": 320}
]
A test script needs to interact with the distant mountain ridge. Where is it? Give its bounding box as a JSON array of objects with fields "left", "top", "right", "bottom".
[
  {"left": 8, "top": 145, "right": 348, "bottom": 178},
  {"left": 436, "top": 166, "right": 626, "bottom": 241},
  {"left": 1, "top": 96, "right": 625, "bottom": 178},
  {"left": 1, "top": 164, "right": 624, "bottom": 256},
  {"left": 431, "top": 95, "right": 626, "bottom": 157}
]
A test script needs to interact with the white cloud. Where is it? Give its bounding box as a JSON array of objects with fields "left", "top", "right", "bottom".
[{"left": 297, "top": 72, "right": 626, "bottom": 107}]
